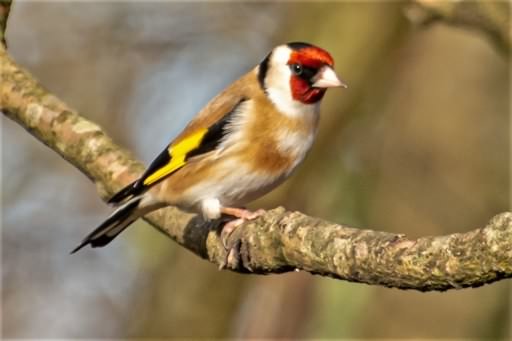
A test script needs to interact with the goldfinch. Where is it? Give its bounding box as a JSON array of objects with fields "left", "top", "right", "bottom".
[{"left": 72, "top": 42, "right": 346, "bottom": 253}]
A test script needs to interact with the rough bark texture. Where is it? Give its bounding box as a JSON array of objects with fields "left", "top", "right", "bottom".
[{"left": 1, "top": 1, "right": 511, "bottom": 291}]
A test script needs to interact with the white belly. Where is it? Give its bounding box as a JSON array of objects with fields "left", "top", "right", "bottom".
[{"left": 181, "top": 158, "right": 284, "bottom": 209}]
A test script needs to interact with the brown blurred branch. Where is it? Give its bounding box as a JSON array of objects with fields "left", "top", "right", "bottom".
[
  {"left": 2, "top": 7, "right": 511, "bottom": 292},
  {"left": 406, "top": 0, "right": 511, "bottom": 55},
  {"left": 0, "top": 0, "right": 11, "bottom": 46}
]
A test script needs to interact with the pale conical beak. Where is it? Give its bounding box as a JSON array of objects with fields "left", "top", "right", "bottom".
[{"left": 312, "top": 66, "right": 348, "bottom": 88}]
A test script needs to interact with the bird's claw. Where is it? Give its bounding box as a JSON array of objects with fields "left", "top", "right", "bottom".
[
  {"left": 220, "top": 218, "right": 245, "bottom": 250},
  {"left": 218, "top": 208, "right": 265, "bottom": 270},
  {"left": 218, "top": 238, "right": 253, "bottom": 272},
  {"left": 219, "top": 208, "right": 265, "bottom": 249}
]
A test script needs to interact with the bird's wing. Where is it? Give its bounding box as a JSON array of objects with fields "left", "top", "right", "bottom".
[
  {"left": 140, "top": 97, "right": 246, "bottom": 187},
  {"left": 108, "top": 71, "right": 259, "bottom": 204}
]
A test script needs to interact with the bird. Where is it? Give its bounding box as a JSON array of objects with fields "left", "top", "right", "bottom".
[{"left": 71, "top": 41, "right": 346, "bottom": 253}]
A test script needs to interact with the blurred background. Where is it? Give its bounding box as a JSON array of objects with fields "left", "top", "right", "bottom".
[{"left": 1, "top": 1, "right": 510, "bottom": 339}]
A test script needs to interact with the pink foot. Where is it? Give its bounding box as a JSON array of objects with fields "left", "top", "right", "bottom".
[
  {"left": 221, "top": 207, "right": 266, "bottom": 220},
  {"left": 219, "top": 208, "right": 266, "bottom": 250}
]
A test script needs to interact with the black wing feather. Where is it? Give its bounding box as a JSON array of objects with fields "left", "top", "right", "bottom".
[
  {"left": 186, "top": 98, "right": 246, "bottom": 159},
  {"left": 107, "top": 98, "right": 246, "bottom": 205},
  {"left": 108, "top": 147, "right": 171, "bottom": 204}
]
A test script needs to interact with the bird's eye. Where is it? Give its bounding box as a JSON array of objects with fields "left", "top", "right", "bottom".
[{"left": 290, "top": 64, "right": 303, "bottom": 75}]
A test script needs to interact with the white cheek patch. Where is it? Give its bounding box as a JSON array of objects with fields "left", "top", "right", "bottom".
[
  {"left": 272, "top": 45, "right": 292, "bottom": 65},
  {"left": 265, "top": 46, "right": 319, "bottom": 118}
]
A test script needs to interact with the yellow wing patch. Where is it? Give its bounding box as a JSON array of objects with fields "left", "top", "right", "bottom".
[{"left": 143, "top": 128, "right": 208, "bottom": 186}]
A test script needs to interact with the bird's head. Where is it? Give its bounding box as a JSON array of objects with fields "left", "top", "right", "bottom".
[{"left": 258, "top": 42, "right": 346, "bottom": 114}]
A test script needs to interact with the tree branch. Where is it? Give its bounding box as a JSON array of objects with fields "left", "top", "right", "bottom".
[
  {"left": 0, "top": 0, "right": 11, "bottom": 47},
  {"left": 1, "top": 6, "right": 511, "bottom": 291},
  {"left": 406, "top": 0, "right": 511, "bottom": 55}
]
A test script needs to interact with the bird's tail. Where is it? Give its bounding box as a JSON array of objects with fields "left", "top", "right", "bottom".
[{"left": 71, "top": 196, "right": 144, "bottom": 254}]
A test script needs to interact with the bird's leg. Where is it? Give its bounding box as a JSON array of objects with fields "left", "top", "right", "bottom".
[
  {"left": 218, "top": 207, "right": 266, "bottom": 270},
  {"left": 219, "top": 207, "right": 265, "bottom": 249},
  {"left": 221, "top": 207, "right": 265, "bottom": 220}
]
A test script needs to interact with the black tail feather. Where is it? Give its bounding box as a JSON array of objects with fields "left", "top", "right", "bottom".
[
  {"left": 108, "top": 180, "right": 144, "bottom": 205},
  {"left": 71, "top": 197, "right": 142, "bottom": 254}
]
